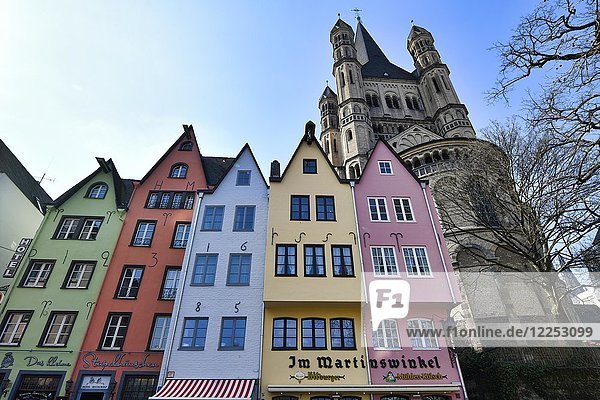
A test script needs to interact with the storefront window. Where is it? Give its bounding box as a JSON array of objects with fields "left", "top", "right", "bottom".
[
  {"left": 119, "top": 375, "right": 157, "bottom": 400},
  {"left": 15, "top": 375, "right": 61, "bottom": 400}
]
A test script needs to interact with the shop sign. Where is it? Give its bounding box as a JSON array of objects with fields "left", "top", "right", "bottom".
[
  {"left": 383, "top": 371, "right": 448, "bottom": 382},
  {"left": 290, "top": 371, "right": 346, "bottom": 383},
  {"left": 80, "top": 376, "right": 111, "bottom": 390},
  {"left": 24, "top": 355, "right": 72, "bottom": 367},
  {"left": 3, "top": 238, "right": 32, "bottom": 278},
  {"left": 288, "top": 355, "right": 442, "bottom": 371},
  {"left": 81, "top": 352, "right": 159, "bottom": 370}
]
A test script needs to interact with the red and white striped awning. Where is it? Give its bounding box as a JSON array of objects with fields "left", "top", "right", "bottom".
[{"left": 150, "top": 379, "right": 255, "bottom": 400}]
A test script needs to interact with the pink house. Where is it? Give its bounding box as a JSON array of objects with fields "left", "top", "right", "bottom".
[{"left": 354, "top": 140, "right": 466, "bottom": 400}]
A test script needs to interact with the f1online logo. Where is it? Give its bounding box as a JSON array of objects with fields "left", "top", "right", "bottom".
[{"left": 369, "top": 280, "right": 410, "bottom": 331}]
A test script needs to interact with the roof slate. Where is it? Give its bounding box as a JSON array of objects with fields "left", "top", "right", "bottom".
[
  {"left": 201, "top": 156, "right": 236, "bottom": 187},
  {"left": 355, "top": 22, "right": 417, "bottom": 81},
  {"left": 0, "top": 139, "right": 53, "bottom": 212}
]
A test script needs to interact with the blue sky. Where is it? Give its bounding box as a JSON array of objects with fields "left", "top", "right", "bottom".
[{"left": 0, "top": 1, "right": 535, "bottom": 198}]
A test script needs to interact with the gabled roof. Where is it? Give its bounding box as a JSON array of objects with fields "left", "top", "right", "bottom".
[
  {"left": 271, "top": 121, "right": 350, "bottom": 184},
  {"left": 199, "top": 143, "right": 268, "bottom": 193},
  {"left": 52, "top": 158, "right": 135, "bottom": 209},
  {"left": 355, "top": 22, "right": 416, "bottom": 80},
  {"left": 0, "top": 139, "right": 52, "bottom": 212},
  {"left": 357, "top": 139, "right": 425, "bottom": 185},
  {"left": 140, "top": 125, "right": 200, "bottom": 184}
]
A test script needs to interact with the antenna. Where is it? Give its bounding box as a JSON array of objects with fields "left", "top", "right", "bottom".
[{"left": 36, "top": 173, "right": 56, "bottom": 184}]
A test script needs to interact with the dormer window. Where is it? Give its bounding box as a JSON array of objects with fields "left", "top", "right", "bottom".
[
  {"left": 169, "top": 164, "right": 188, "bottom": 179},
  {"left": 179, "top": 141, "right": 193, "bottom": 151},
  {"left": 87, "top": 183, "right": 108, "bottom": 199}
]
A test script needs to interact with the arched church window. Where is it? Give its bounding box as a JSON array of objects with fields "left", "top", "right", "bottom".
[
  {"left": 340, "top": 71, "right": 345, "bottom": 87},
  {"left": 385, "top": 95, "right": 393, "bottom": 108},
  {"left": 424, "top": 153, "right": 433, "bottom": 164},
  {"left": 441, "top": 75, "right": 450, "bottom": 90},
  {"left": 456, "top": 110, "right": 465, "bottom": 119},
  {"left": 336, "top": 50, "right": 341, "bottom": 60},
  {"left": 392, "top": 96, "right": 400, "bottom": 109},
  {"left": 423, "top": 56, "right": 430, "bottom": 65},
  {"left": 333, "top": 139, "right": 337, "bottom": 152},
  {"left": 349, "top": 69, "right": 354, "bottom": 84},
  {"left": 412, "top": 157, "right": 421, "bottom": 168},
  {"left": 441, "top": 149, "right": 450, "bottom": 160},
  {"left": 348, "top": 167, "right": 356, "bottom": 180},
  {"left": 347, "top": 130, "right": 353, "bottom": 140},
  {"left": 405, "top": 96, "right": 414, "bottom": 110},
  {"left": 432, "top": 77, "right": 441, "bottom": 93},
  {"left": 365, "top": 94, "right": 373, "bottom": 107},
  {"left": 425, "top": 85, "right": 432, "bottom": 100},
  {"left": 412, "top": 97, "right": 420, "bottom": 110},
  {"left": 372, "top": 95, "right": 379, "bottom": 107},
  {"left": 325, "top": 140, "right": 330, "bottom": 154},
  {"left": 354, "top": 164, "right": 361, "bottom": 178},
  {"left": 433, "top": 151, "right": 441, "bottom": 162}
]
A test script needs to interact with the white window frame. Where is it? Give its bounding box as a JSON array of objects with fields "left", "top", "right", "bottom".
[
  {"left": 371, "top": 246, "right": 399, "bottom": 276},
  {"left": 378, "top": 161, "right": 393, "bottom": 175},
  {"left": 88, "top": 184, "right": 108, "bottom": 199},
  {"left": 161, "top": 268, "right": 181, "bottom": 300},
  {"left": 407, "top": 318, "right": 439, "bottom": 349},
  {"left": 65, "top": 262, "right": 95, "bottom": 288},
  {"left": 368, "top": 197, "right": 389, "bottom": 222},
  {"left": 403, "top": 247, "right": 432, "bottom": 277},
  {"left": 23, "top": 261, "right": 54, "bottom": 287},
  {"left": 172, "top": 223, "right": 191, "bottom": 248},
  {"left": 372, "top": 319, "right": 401, "bottom": 349},
  {"left": 78, "top": 218, "right": 102, "bottom": 240},
  {"left": 101, "top": 314, "right": 130, "bottom": 350},
  {"left": 133, "top": 222, "right": 156, "bottom": 246},
  {"left": 117, "top": 267, "right": 144, "bottom": 299},
  {"left": 392, "top": 197, "right": 415, "bottom": 222},
  {"left": 0, "top": 312, "right": 32, "bottom": 345},
  {"left": 57, "top": 218, "right": 80, "bottom": 239},
  {"left": 42, "top": 313, "right": 76, "bottom": 347},
  {"left": 149, "top": 315, "right": 171, "bottom": 350}
]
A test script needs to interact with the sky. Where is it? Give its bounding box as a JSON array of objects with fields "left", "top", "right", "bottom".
[{"left": 0, "top": 1, "right": 536, "bottom": 199}]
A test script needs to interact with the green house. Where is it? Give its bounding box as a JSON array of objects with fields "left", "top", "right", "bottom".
[{"left": 0, "top": 158, "right": 134, "bottom": 400}]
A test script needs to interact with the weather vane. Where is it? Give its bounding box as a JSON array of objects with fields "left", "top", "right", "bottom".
[{"left": 351, "top": 8, "right": 362, "bottom": 22}]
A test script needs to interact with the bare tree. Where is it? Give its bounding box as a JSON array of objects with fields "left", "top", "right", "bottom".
[
  {"left": 488, "top": 0, "right": 599, "bottom": 183},
  {"left": 437, "top": 119, "right": 599, "bottom": 272},
  {"left": 434, "top": 119, "right": 599, "bottom": 314}
]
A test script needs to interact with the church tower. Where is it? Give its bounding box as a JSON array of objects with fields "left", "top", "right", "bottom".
[
  {"left": 318, "top": 85, "right": 343, "bottom": 168},
  {"left": 329, "top": 18, "right": 372, "bottom": 179},
  {"left": 319, "top": 17, "right": 475, "bottom": 178},
  {"left": 407, "top": 25, "right": 474, "bottom": 139}
]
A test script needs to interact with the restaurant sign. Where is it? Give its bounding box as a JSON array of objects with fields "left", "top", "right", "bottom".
[
  {"left": 80, "top": 376, "right": 111, "bottom": 390},
  {"left": 81, "top": 352, "right": 160, "bottom": 370}
]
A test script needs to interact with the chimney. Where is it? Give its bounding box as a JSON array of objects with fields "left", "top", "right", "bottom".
[
  {"left": 183, "top": 124, "right": 194, "bottom": 139},
  {"left": 270, "top": 160, "right": 281, "bottom": 179}
]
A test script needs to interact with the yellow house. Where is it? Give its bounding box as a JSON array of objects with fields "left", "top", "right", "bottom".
[{"left": 261, "top": 122, "right": 368, "bottom": 400}]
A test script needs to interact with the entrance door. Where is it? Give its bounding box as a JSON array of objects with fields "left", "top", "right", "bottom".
[{"left": 79, "top": 393, "right": 105, "bottom": 400}]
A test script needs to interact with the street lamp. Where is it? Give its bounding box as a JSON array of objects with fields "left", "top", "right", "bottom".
[{"left": 65, "top": 379, "right": 74, "bottom": 399}]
